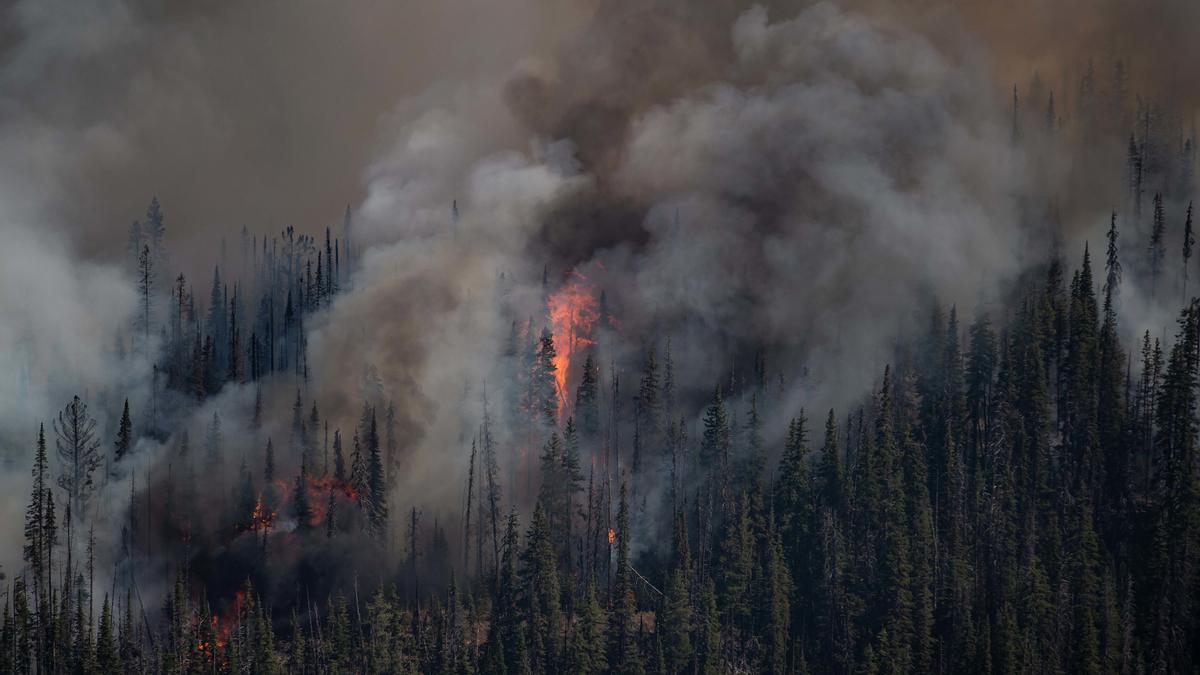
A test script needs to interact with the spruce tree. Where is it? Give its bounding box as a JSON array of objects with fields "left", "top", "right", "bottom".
[
  {"left": 1150, "top": 191, "right": 1166, "bottom": 296},
  {"left": 96, "top": 595, "right": 120, "bottom": 673},
  {"left": 54, "top": 396, "right": 102, "bottom": 521},
  {"left": 535, "top": 328, "right": 559, "bottom": 431},
  {"left": 366, "top": 410, "right": 388, "bottom": 539},
  {"left": 608, "top": 482, "right": 643, "bottom": 674},
  {"left": 661, "top": 512, "right": 693, "bottom": 674},
  {"left": 575, "top": 351, "right": 601, "bottom": 442},
  {"left": 484, "top": 511, "right": 528, "bottom": 675},
  {"left": 292, "top": 455, "right": 314, "bottom": 531},
  {"left": 520, "top": 502, "right": 562, "bottom": 673},
  {"left": 24, "top": 424, "right": 48, "bottom": 601},
  {"left": 760, "top": 509, "right": 792, "bottom": 675},
  {"left": 567, "top": 581, "right": 607, "bottom": 674},
  {"left": 114, "top": 399, "right": 133, "bottom": 464}
]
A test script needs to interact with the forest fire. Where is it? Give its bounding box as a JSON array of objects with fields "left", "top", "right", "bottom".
[
  {"left": 8, "top": 0, "right": 1197, "bottom": 670},
  {"left": 196, "top": 589, "right": 246, "bottom": 658},
  {"left": 240, "top": 475, "right": 361, "bottom": 534},
  {"left": 547, "top": 270, "right": 599, "bottom": 416},
  {"left": 247, "top": 494, "right": 276, "bottom": 532},
  {"left": 309, "top": 474, "right": 360, "bottom": 501}
]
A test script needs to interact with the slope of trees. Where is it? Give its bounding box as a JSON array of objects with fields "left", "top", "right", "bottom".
[{"left": 3, "top": 60, "right": 1200, "bottom": 675}]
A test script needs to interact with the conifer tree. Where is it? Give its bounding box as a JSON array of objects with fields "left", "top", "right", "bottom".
[
  {"left": 54, "top": 396, "right": 102, "bottom": 521},
  {"left": 637, "top": 346, "right": 663, "bottom": 458},
  {"left": 718, "top": 492, "right": 755, "bottom": 639},
  {"left": 24, "top": 424, "right": 49, "bottom": 602},
  {"left": 775, "top": 412, "right": 812, "bottom": 597},
  {"left": 1183, "top": 201, "right": 1194, "bottom": 301},
  {"left": 535, "top": 328, "right": 559, "bottom": 430},
  {"left": 331, "top": 427, "right": 345, "bottom": 480},
  {"left": 264, "top": 437, "right": 276, "bottom": 483},
  {"left": 760, "top": 509, "right": 792, "bottom": 675},
  {"left": 873, "top": 367, "right": 915, "bottom": 671},
  {"left": 818, "top": 409, "right": 842, "bottom": 511},
  {"left": 484, "top": 511, "right": 528, "bottom": 675},
  {"left": 576, "top": 350, "right": 601, "bottom": 442},
  {"left": 292, "top": 456, "right": 313, "bottom": 530},
  {"left": 568, "top": 581, "right": 608, "bottom": 674},
  {"left": 520, "top": 502, "right": 562, "bottom": 673},
  {"left": 366, "top": 409, "right": 388, "bottom": 539},
  {"left": 661, "top": 512, "right": 693, "bottom": 674},
  {"left": 608, "top": 482, "right": 643, "bottom": 674},
  {"left": 114, "top": 399, "right": 133, "bottom": 464},
  {"left": 205, "top": 410, "right": 223, "bottom": 467},
  {"left": 96, "top": 595, "right": 120, "bottom": 673},
  {"left": 1150, "top": 191, "right": 1167, "bottom": 295},
  {"left": 695, "top": 578, "right": 721, "bottom": 675}
]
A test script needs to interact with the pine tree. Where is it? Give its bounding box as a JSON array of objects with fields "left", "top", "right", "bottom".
[
  {"left": 718, "top": 492, "right": 755, "bottom": 638},
  {"left": 576, "top": 350, "right": 601, "bottom": 441},
  {"left": 114, "top": 399, "right": 133, "bottom": 464},
  {"left": 608, "top": 482, "right": 643, "bottom": 674},
  {"left": 292, "top": 456, "right": 313, "bottom": 530},
  {"left": 350, "top": 433, "right": 366, "bottom": 509},
  {"left": 695, "top": 578, "right": 721, "bottom": 675},
  {"left": 775, "top": 412, "right": 813, "bottom": 602},
  {"left": 96, "top": 595, "right": 120, "bottom": 673},
  {"left": 874, "top": 367, "right": 915, "bottom": 671},
  {"left": 818, "top": 409, "right": 842, "bottom": 511},
  {"left": 484, "top": 511, "right": 529, "bottom": 675},
  {"left": 760, "top": 509, "right": 792, "bottom": 675},
  {"left": 637, "top": 345, "right": 663, "bottom": 459},
  {"left": 24, "top": 424, "right": 49, "bottom": 602},
  {"left": 1183, "top": 202, "right": 1194, "bottom": 301},
  {"left": 333, "top": 428, "right": 345, "bottom": 482},
  {"left": 1066, "top": 244, "right": 1101, "bottom": 491},
  {"left": 1150, "top": 191, "right": 1166, "bottom": 296},
  {"left": 11, "top": 577, "right": 32, "bottom": 674},
  {"left": 520, "top": 502, "right": 562, "bottom": 673},
  {"left": 136, "top": 245, "right": 153, "bottom": 353},
  {"left": 205, "top": 410, "right": 223, "bottom": 467},
  {"left": 264, "top": 437, "right": 276, "bottom": 483},
  {"left": 535, "top": 328, "right": 559, "bottom": 430},
  {"left": 700, "top": 387, "right": 730, "bottom": 472},
  {"left": 55, "top": 395, "right": 103, "bottom": 521},
  {"left": 661, "top": 513, "right": 693, "bottom": 674},
  {"left": 366, "top": 409, "right": 388, "bottom": 539},
  {"left": 561, "top": 417, "right": 585, "bottom": 566},
  {"left": 385, "top": 399, "right": 398, "bottom": 486},
  {"left": 568, "top": 581, "right": 608, "bottom": 674}
]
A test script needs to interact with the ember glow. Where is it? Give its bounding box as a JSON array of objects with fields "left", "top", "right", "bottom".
[
  {"left": 308, "top": 474, "right": 360, "bottom": 501},
  {"left": 246, "top": 494, "right": 276, "bottom": 532},
  {"left": 547, "top": 270, "right": 599, "bottom": 417}
]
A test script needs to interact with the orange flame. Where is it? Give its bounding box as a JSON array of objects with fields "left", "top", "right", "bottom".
[
  {"left": 547, "top": 270, "right": 599, "bottom": 418},
  {"left": 197, "top": 588, "right": 246, "bottom": 659},
  {"left": 246, "top": 494, "right": 276, "bottom": 532},
  {"left": 243, "top": 475, "right": 361, "bottom": 534},
  {"left": 607, "top": 527, "right": 616, "bottom": 545},
  {"left": 308, "top": 473, "right": 360, "bottom": 501}
]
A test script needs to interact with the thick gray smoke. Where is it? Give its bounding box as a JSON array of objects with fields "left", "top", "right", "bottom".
[
  {"left": 0, "top": 0, "right": 1185, "bottom": 597},
  {"left": 333, "top": 1, "right": 1033, "bottom": 523}
]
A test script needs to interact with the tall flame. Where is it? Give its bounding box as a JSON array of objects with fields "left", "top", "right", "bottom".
[{"left": 547, "top": 270, "right": 599, "bottom": 417}]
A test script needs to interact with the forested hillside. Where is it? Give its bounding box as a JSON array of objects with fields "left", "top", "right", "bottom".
[{"left": 2, "top": 1, "right": 1200, "bottom": 674}]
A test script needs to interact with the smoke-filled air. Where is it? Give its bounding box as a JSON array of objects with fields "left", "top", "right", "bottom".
[{"left": 2, "top": 0, "right": 1200, "bottom": 672}]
